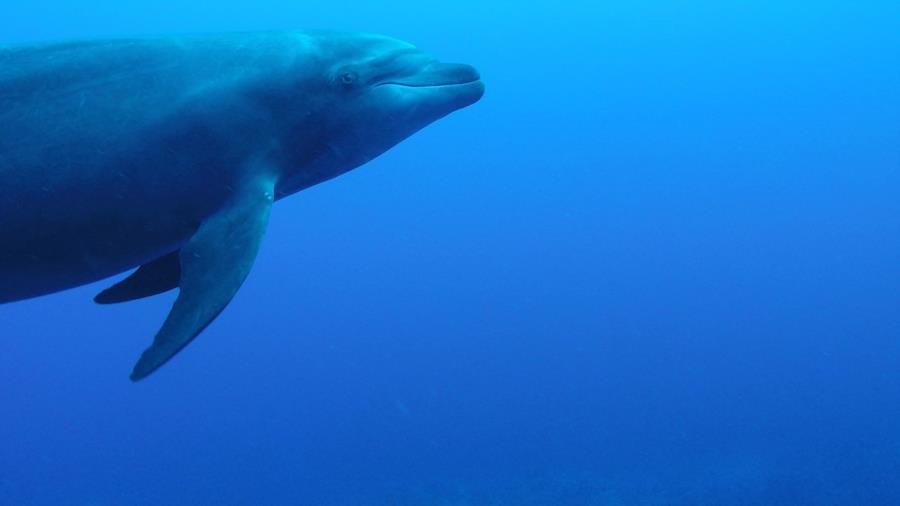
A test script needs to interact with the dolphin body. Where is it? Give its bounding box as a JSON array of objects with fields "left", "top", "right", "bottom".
[{"left": 0, "top": 31, "right": 484, "bottom": 380}]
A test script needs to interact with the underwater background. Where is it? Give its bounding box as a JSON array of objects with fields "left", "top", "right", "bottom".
[{"left": 1, "top": 1, "right": 899, "bottom": 504}]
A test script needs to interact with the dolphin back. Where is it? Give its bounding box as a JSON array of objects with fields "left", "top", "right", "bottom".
[{"left": 0, "top": 34, "right": 304, "bottom": 146}]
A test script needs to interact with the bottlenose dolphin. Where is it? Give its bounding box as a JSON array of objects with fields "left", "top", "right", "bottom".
[{"left": 0, "top": 31, "right": 484, "bottom": 380}]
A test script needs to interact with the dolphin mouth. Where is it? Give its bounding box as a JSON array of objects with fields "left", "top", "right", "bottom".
[
  {"left": 377, "top": 78, "right": 482, "bottom": 89},
  {"left": 376, "top": 63, "right": 482, "bottom": 89}
]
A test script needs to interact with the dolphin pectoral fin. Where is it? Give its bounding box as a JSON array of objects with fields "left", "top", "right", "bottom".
[
  {"left": 129, "top": 177, "right": 276, "bottom": 381},
  {"left": 94, "top": 251, "right": 181, "bottom": 304}
]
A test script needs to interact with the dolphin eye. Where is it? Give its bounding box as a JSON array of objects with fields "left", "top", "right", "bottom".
[{"left": 339, "top": 71, "right": 358, "bottom": 86}]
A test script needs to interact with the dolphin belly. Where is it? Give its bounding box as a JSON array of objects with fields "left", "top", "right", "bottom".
[{"left": 0, "top": 165, "right": 200, "bottom": 302}]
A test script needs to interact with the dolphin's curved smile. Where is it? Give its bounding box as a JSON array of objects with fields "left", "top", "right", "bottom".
[
  {"left": 376, "top": 62, "right": 481, "bottom": 89},
  {"left": 377, "top": 80, "right": 481, "bottom": 89}
]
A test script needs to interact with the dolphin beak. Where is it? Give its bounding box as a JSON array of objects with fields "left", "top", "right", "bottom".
[
  {"left": 374, "top": 60, "right": 485, "bottom": 116},
  {"left": 425, "top": 62, "right": 481, "bottom": 87}
]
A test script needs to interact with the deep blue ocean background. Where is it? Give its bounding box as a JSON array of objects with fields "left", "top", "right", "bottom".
[{"left": 2, "top": 1, "right": 899, "bottom": 504}]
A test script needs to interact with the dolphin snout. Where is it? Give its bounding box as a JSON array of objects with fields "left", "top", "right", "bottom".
[{"left": 374, "top": 59, "right": 484, "bottom": 110}]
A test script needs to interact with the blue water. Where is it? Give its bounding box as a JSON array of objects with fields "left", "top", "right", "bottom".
[{"left": 2, "top": 1, "right": 899, "bottom": 504}]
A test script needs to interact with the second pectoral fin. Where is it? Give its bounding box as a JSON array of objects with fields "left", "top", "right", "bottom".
[
  {"left": 130, "top": 178, "right": 276, "bottom": 381},
  {"left": 94, "top": 251, "right": 181, "bottom": 304}
]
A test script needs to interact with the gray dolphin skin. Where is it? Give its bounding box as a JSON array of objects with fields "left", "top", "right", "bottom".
[{"left": 0, "top": 31, "right": 484, "bottom": 380}]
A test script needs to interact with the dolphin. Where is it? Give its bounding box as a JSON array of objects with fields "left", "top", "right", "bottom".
[{"left": 0, "top": 31, "right": 484, "bottom": 380}]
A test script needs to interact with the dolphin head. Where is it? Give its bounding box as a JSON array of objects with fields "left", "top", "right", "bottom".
[{"left": 274, "top": 32, "right": 484, "bottom": 194}]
